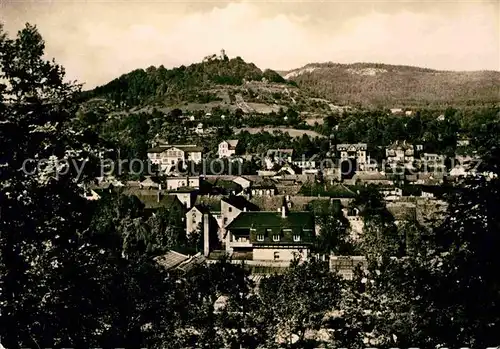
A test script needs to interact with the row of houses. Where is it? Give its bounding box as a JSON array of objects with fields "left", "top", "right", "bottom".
[
  {"left": 147, "top": 140, "right": 473, "bottom": 182},
  {"left": 88, "top": 174, "right": 446, "bottom": 263}
]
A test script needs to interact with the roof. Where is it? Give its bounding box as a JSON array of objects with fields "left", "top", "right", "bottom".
[
  {"left": 386, "top": 140, "right": 414, "bottom": 151},
  {"left": 147, "top": 147, "right": 167, "bottom": 153},
  {"left": 222, "top": 195, "right": 260, "bottom": 211},
  {"left": 227, "top": 211, "right": 314, "bottom": 230},
  {"left": 168, "top": 187, "right": 198, "bottom": 193},
  {"left": 195, "top": 196, "right": 223, "bottom": 211},
  {"left": 213, "top": 179, "right": 243, "bottom": 191},
  {"left": 336, "top": 143, "right": 367, "bottom": 151},
  {"left": 188, "top": 204, "right": 211, "bottom": 215},
  {"left": 233, "top": 176, "right": 252, "bottom": 184},
  {"left": 147, "top": 144, "right": 204, "bottom": 153},
  {"left": 141, "top": 176, "right": 161, "bottom": 185},
  {"left": 267, "top": 149, "right": 293, "bottom": 157},
  {"left": 226, "top": 211, "right": 315, "bottom": 244},
  {"left": 176, "top": 253, "right": 206, "bottom": 273},
  {"left": 227, "top": 211, "right": 314, "bottom": 244},
  {"left": 120, "top": 188, "right": 183, "bottom": 209},
  {"left": 386, "top": 202, "right": 417, "bottom": 221},
  {"left": 155, "top": 251, "right": 206, "bottom": 273},
  {"left": 252, "top": 178, "right": 278, "bottom": 189},
  {"left": 223, "top": 139, "right": 239, "bottom": 149},
  {"left": 354, "top": 171, "right": 387, "bottom": 181}
]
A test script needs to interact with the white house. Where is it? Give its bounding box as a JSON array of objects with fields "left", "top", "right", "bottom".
[
  {"left": 337, "top": 143, "right": 368, "bottom": 165},
  {"left": 219, "top": 195, "right": 259, "bottom": 240},
  {"left": 380, "top": 187, "right": 403, "bottom": 201},
  {"left": 386, "top": 141, "right": 415, "bottom": 168},
  {"left": 195, "top": 123, "right": 204, "bottom": 135},
  {"left": 218, "top": 140, "right": 239, "bottom": 158}
]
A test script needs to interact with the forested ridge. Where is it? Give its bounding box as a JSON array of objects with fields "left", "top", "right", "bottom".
[
  {"left": 81, "top": 55, "right": 289, "bottom": 108},
  {"left": 284, "top": 62, "right": 500, "bottom": 108}
]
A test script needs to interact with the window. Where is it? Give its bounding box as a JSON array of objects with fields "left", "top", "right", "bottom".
[
  {"left": 223, "top": 217, "right": 228, "bottom": 224},
  {"left": 274, "top": 251, "right": 280, "bottom": 260},
  {"left": 257, "top": 234, "right": 264, "bottom": 242},
  {"left": 228, "top": 207, "right": 232, "bottom": 212},
  {"left": 273, "top": 235, "right": 280, "bottom": 242},
  {"left": 293, "top": 235, "right": 301, "bottom": 242}
]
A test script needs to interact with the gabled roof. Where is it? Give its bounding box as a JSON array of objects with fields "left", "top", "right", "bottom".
[
  {"left": 181, "top": 146, "right": 204, "bottom": 153},
  {"left": 222, "top": 195, "right": 260, "bottom": 211},
  {"left": 386, "top": 202, "right": 417, "bottom": 221},
  {"left": 168, "top": 187, "right": 198, "bottom": 193},
  {"left": 147, "top": 147, "right": 167, "bottom": 153},
  {"left": 120, "top": 188, "right": 184, "bottom": 209},
  {"left": 154, "top": 250, "right": 190, "bottom": 270},
  {"left": 195, "top": 196, "right": 223, "bottom": 211},
  {"left": 176, "top": 253, "right": 206, "bottom": 273},
  {"left": 233, "top": 176, "right": 252, "bottom": 184},
  {"left": 147, "top": 144, "right": 203, "bottom": 153},
  {"left": 354, "top": 171, "right": 388, "bottom": 181},
  {"left": 226, "top": 211, "right": 315, "bottom": 244},
  {"left": 252, "top": 178, "right": 277, "bottom": 189},
  {"left": 336, "top": 143, "right": 367, "bottom": 151},
  {"left": 213, "top": 179, "right": 243, "bottom": 191},
  {"left": 141, "top": 176, "right": 161, "bottom": 185},
  {"left": 155, "top": 251, "right": 206, "bottom": 273},
  {"left": 222, "top": 139, "right": 239, "bottom": 149},
  {"left": 386, "top": 140, "right": 414, "bottom": 151},
  {"left": 188, "top": 204, "right": 211, "bottom": 215}
]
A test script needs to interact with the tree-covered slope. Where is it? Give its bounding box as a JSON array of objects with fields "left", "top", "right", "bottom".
[
  {"left": 283, "top": 62, "right": 500, "bottom": 108},
  {"left": 82, "top": 55, "right": 288, "bottom": 108}
]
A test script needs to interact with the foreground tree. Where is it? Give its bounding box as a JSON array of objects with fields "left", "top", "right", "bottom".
[
  {"left": 256, "top": 259, "right": 343, "bottom": 348},
  {"left": 339, "top": 176, "right": 500, "bottom": 347},
  {"left": 0, "top": 24, "right": 178, "bottom": 347}
]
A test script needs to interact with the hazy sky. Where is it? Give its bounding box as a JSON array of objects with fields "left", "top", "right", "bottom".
[{"left": 1, "top": 0, "right": 499, "bottom": 88}]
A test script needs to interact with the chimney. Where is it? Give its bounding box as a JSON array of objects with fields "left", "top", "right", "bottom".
[
  {"left": 243, "top": 206, "right": 247, "bottom": 212},
  {"left": 281, "top": 205, "right": 287, "bottom": 218},
  {"left": 203, "top": 213, "right": 210, "bottom": 257},
  {"left": 157, "top": 191, "right": 161, "bottom": 203}
]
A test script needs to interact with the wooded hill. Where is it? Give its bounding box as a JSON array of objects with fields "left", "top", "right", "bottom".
[
  {"left": 82, "top": 57, "right": 498, "bottom": 113},
  {"left": 80, "top": 54, "right": 298, "bottom": 110},
  {"left": 282, "top": 62, "right": 500, "bottom": 108}
]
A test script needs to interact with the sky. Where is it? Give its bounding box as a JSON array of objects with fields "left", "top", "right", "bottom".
[{"left": 1, "top": 0, "right": 499, "bottom": 88}]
